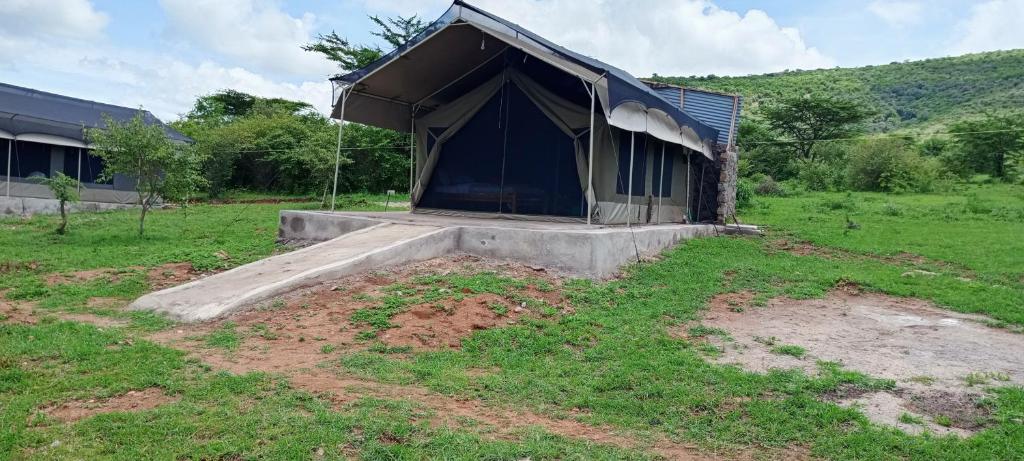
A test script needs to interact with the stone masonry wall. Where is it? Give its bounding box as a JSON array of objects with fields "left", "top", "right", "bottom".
[{"left": 716, "top": 146, "right": 738, "bottom": 224}]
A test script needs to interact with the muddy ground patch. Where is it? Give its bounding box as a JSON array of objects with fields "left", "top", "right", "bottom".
[{"left": 696, "top": 289, "right": 1023, "bottom": 435}]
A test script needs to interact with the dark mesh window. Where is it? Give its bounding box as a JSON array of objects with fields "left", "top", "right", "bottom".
[
  {"left": 616, "top": 130, "right": 646, "bottom": 196},
  {"left": 62, "top": 149, "right": 106, "bottom": 183},
  {"left": 652, "top": 144, "right": 673, "bottom": 198},
  {"left": 11, "top": 141, "right": 50, "bottom": 179}
]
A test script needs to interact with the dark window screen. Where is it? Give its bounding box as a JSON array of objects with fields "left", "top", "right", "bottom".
[
  {"left": 652, "top": 144, "right": 674, "bottom": 198},
  {"left": 616, "top": 130, "right": 646, "bottom": 196}
]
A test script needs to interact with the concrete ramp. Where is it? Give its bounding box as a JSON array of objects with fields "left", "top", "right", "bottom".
[{"left": 130, "top": 223, "right": 453, "bottom": 322}]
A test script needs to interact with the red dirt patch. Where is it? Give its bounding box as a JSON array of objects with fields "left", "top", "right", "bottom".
[
  {"left": 45, "top": 268, "right": 122, "bottom": 286},
  {"left": 147, "top": 262, "right": 201, "bottom": 290},
  {"left": 0, "top": 296, "right": 38, "bottom": 325},
  {"left": 383, "top": 293, "right": 526, "bottom": 349},
  {"left": 40, "top": 388, "right": 179, "bottom": 423}
]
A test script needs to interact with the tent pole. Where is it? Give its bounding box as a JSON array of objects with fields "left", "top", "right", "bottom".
[
  {"left": 685, "top": 151, "right": 691, "bottom": 223},
  {"left": 409, "top": 110, "right": 415, "bottom": 198},
  {"left": 5, "top": 139, "right": 10, "bottom": 198},
  {"left": 330, "top": 88, "right": 350, "bottom": 212},
  {"left": 658, "top": 143, "right": 665, "bottom": 224},
  {"left": 586, "top": 82, "right": 595, "bottom": 225},
  {"left": 76, "top": 148, "right": 82, "bottom": 193},
  {"left": 626, "top": 131, "right": 634, "bottom": 227}
]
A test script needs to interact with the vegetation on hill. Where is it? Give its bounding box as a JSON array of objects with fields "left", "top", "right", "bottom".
[{"left": 651, "top": 49, "right": 1024, "bottom": 132}]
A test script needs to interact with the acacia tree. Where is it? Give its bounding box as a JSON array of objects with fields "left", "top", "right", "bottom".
[
  {"left": 949, "top": 114, "right": 1024, "bottom": 179},
  {"left": 303, "top": 15, "right": 426, "bottom": 73},
  {"left": 89, "top": 114, "right": 205, "bottom": 236},
  {"left": 762, "top": 95, "right": 870, "bottom": 165},
  {"left": 35, "top": 172, "right": 80, "bottom": 235}
]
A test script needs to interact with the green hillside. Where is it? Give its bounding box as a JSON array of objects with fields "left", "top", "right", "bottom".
[{"left": 650, "top": 49, "right": 1024, "bottom": 133}]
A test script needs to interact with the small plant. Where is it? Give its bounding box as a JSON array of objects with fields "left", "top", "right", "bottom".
[
  {"left": 753, "top": 335, "right": 778, "bottom": 346},
  {"left": 320, "top": 344, "right": 336, "bottom": 354},
  {"left": 204, "top": 322, "right": 240, "bottom": 350},
  {"left": 368, "top": 342, "right": 413, "bottom": 354},
  {"left": 934, "top": 414, "right": 953, "bottom": 427},
  {"left": 251, "top": 323, "right": 279, "bottom": 340},
  {"left": 899, "top": 413, "right": 925, "bottom": 425},
  {"left": 964, "top": 371, "right": 1010, "bottom": 386},
  {"left": 688, "top": 325, "right": 730, "bottom": 338},
  {"left": 355, "top": 330, "right": 377, "bottom": 341},
  {"left": 771, "top": 344, "right": 806, "bottom": 358},
  {"left": 33, "top": 172, "right": 81, "bottom": 235},
  {"left": 488, "top": 302, "right": 509, "bottom": 316},
  {"left": 909, "top": 375, "right": 936, "bottom": 386},
  {"left": 881, "top": 202, "right": 904, "bottom": 217}
]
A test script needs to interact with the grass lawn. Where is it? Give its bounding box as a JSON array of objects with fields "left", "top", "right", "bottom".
[{"left": 1, "top": 187, "right": 1022, "bottom": 460}]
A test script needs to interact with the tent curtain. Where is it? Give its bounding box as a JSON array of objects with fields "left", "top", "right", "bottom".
[{"left": 412, "top": 72, "right": 507, "bottom": 204}]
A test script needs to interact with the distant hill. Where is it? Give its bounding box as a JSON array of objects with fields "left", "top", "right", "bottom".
[{"left": 650, "top": 49, "right": 1024, "bottom": 133}]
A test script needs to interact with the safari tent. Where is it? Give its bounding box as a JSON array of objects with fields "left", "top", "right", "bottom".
[{"left": 330, "top": 0, "right": 738, "bottom": 224}]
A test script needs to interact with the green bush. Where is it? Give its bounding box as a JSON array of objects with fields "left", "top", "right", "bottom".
[
  {"left": 736, "top": 178, "right": 755, "bottom": 209},
  {"left": 845, "top": 137, "right": 945, "bottom": 193},
  {"left": 752, "top": 174, "right": 788, "bottom": 196},
  {"left": 798, "top": 161, "right": 843, "bottom": 191}
]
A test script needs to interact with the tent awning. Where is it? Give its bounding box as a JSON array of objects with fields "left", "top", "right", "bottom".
[{"left": 331, "top": 0, "right": 719, "bottom": 159}]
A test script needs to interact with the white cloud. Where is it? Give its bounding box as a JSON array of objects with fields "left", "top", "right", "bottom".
[
  {"left": 0, "top": 0, "right": 334, "bottom": 121},
  {"left": 866, "top": 1, "right": 923, "bottom": 28},
  {"left": 0, "top": 0, "right": 109, "bottom": 38},
  {"left": 950, "top": 0, "right": 1024, "bottom": 54},
  {"left": 158, "top": 0, "right": 337, "bottom": 78},
  {"left": 361, "top": 0, "right": 833, "bottom": 76}
]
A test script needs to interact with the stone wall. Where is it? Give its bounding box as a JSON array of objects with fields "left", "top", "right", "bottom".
[{"left": 716, "top": 146, "right": 738, "bottom": 224}]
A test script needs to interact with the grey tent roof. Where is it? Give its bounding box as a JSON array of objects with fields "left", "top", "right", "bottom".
[
  {"left": 330, "top": 0, "right": 719, "bottom": 150},
  {"left": 0, "top": 82, "right": 191, "bottom": 146}
]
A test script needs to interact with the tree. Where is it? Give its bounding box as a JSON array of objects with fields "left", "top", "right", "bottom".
[
  {"left": 303, "top": 14, "right": 426, "bottom": 73},
  {"left": 949, "top": 114, "right": 1024, "bottom": 179},
  {"left": 760, "top": 95, "right": 870, "bottom": 165},
  {"left": 35, "top": 172, "right": 80, "bottom": 235},
  {"left": 89, "top": 114, "right": 205, "bottom": 236}
]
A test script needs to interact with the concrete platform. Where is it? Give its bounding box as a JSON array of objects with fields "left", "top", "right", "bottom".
[{"left": 132, "top": 211, "right": 756, "bottom": 322}]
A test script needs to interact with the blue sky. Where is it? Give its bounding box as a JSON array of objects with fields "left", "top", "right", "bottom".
[{"left": 2, "top": 0, "right": 1021, "bottom": 120}]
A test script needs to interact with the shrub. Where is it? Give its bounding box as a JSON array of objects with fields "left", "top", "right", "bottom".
[
  {"left": 752, "top": 174, "right": 787, "bottom": 196},
  {"left": 736, "top": 178, "right": 755, "bottom": 209},
  {"left": 845, "top": 137, "right": 944, "bottom": 193},
  {"left": 798, "top": 161, "right": 843, "bottom": 191}
]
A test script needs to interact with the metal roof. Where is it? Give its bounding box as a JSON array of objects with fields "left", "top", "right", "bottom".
[{"left": 0, "top": 82, "right": 191, "bottom": 146}]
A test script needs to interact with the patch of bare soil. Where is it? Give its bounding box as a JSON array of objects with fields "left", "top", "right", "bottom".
[
  {"left": 40, "top": 388, "right": 179, "bottom": 423},
  {"left": 147, "top": 262, "right": 202, "bottom": 290},
  {"left": 58, "top": 313, "right": 129, "bottom": 328},
  {"left": 147, "top": 256, "right": 764, "bottom": 460},
  {"left": 383, "top": 293, "right": 527, "bottom": 349},
  {"left": 0, "top": 295, "right": 38, "bottom": 325},
  {"left": 45, "top": 268, "right": 122, "bottom": 286},
  {"left": 700, "top": 289, "right": 1023, "bottom": 435}
]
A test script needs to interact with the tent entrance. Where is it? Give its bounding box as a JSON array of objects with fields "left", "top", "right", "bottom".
[{"left": 419, "top": 80, "right": 584, "bottom": 217}]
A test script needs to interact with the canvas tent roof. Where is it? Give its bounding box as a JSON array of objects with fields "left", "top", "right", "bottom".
[
  {"left": 0, "top": 82, "right": 191, "bottom": 148},
  {"left": 330, "top": 0, "right": 720, "bottom": 158}
]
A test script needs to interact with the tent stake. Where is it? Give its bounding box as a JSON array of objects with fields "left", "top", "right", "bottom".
[
  {"left": 658, "top": 142, "right": 665, "bottom": 224},
  {"left": 331, "top": 88, "right": 350, "bottom": 212},
  {"left": 626, "top": 131, "right": 634, "bottom": 227},
  {"left": 586, "top": 81, "right": 595, "bottom": 225}
]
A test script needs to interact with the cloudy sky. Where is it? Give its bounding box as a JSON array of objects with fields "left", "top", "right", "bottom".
[{"left": 2, "top": 0, "right": 1022, "bottom": 121}]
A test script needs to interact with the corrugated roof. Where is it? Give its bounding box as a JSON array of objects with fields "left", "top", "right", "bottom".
[{"left": 0, "top": 82, "right": 191, "bottom": 144}]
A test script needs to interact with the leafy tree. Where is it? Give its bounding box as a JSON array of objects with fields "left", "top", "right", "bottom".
[
  {"left": 949, "top": 114, "right": 1024, "bottom": 179},
  {"left": 89, "top": 114, "right": 205, "bottom": 236},
  {"left": 761, "top": 95, "right": 870, "bottom": 165},
  {"left": 303, "top": 14, "right": 426, "bottom": 73},
  {"left": 34, "top": 172, "right": 80, "bottom": 235},
  {"left": 736, "top": 119, "right": 797, "bottom": 180}
]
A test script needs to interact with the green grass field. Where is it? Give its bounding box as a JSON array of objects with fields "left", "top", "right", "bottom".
[{"left": 1, "top": 187, "right": 1022, "bottom": 460}]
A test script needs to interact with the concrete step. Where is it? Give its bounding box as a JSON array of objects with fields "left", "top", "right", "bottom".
[{"left": 130, "top": 223, "right": 453, "bottom": 322}]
